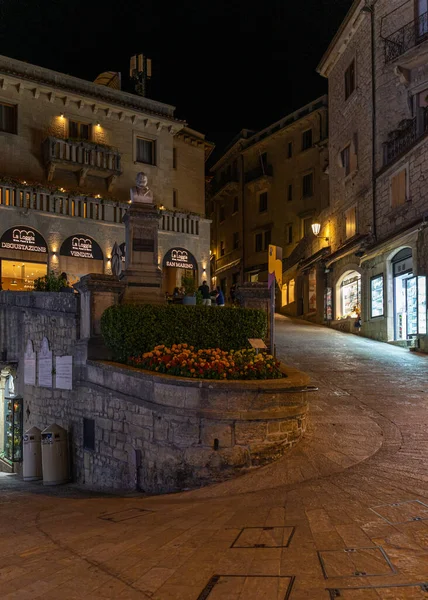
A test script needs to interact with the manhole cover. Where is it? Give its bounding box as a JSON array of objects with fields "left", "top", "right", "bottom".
[
  {"left": 318, "top": 546, "right": 395, "bottom": 579},
  {"left": 197, "top": 575, "right": 295, "bottom": 600},
  {"left": 231, "top": 526, "right": 295, "bottom": 549},
  {"left": 327, "top": 582, "right": 428, "bottom": 598},
  {"left": 370, "top": 500, "right": 428, "bottom": 525},
  {"left": 98, "top": 507, "right": 153, "bottom": 522}
]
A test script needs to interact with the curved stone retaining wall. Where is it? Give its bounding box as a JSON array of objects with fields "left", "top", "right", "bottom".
[{"left": 79, "top": 361, "right": 310, "bottom": 493}]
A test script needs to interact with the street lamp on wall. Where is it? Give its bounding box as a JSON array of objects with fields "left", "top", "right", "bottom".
[{"left": 311, "top": 221, "right": 329, "bottom": 242}]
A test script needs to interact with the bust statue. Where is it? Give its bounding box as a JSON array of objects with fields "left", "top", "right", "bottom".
[{"left": 130, "top": 172, "right": 154, "bottom": 204}]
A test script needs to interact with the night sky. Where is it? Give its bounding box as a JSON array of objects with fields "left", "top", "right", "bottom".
[{"left": 0, "top": 0, "right": 353, "bottom": 163}]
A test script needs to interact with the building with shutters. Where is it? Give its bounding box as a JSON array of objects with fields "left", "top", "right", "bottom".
[
  {"left": 208, "top": 97, "right": 329, "bottom": 313},
  {"left": 317, "top": 0, "right": 428, "bottom": 347},
  {"left": 0, "top": 54, "right": 213, "bottom": 294}
]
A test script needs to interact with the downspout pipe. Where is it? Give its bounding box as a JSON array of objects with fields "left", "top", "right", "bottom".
[{"left": 362, "top": 1, "right": 377, "bottom": 240}]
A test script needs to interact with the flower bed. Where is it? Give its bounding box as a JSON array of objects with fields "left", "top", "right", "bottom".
[{"left": 129, "top": 344, "right": 284, "bottom": 380}]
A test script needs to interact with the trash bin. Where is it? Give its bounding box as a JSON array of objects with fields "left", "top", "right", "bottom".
[
  {"left": 23, "top": 426, "right": 42, "bottom": 481},
  {"left": 41, "top": 424, "right": 69, "bottom": 485}
]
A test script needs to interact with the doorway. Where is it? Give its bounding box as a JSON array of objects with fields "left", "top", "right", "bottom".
[{"left": 392, "top": 248, "right": 427, "bottom": 340}]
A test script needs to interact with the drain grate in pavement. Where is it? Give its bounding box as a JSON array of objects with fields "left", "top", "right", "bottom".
[
  {"left": 231, "top": 526, "right": 295, "bottom": 549},
  {"left": 318, "top": 546, "right": 396, "bottom": 579},
  {"left": 327, "top": 582, "right": 428, "bottom": 598},
  {"left": 98, "top": 507, "right": 153, "bottom": 522},
  {"left": 370, "top": 500, "right": 428, "bottom": 525},
  {"left": 197, "top": 575, "right": 295, "bottom": 600}
]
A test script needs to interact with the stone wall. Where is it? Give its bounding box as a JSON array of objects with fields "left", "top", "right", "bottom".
[{"left": 0, "top": 290, "right": 310, "bottom": 492}]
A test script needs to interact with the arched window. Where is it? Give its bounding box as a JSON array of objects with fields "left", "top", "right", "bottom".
[{"left": 338, "top": 270, "right": 361, "bottom": 318}]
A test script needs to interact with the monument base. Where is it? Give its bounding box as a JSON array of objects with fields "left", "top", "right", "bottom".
[{"left": 120, "top": 268, "right": 164, "bottom": 305}]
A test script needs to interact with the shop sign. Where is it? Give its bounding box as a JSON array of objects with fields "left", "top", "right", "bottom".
[
  {"left": 162, "top": 247, "right": 197, "bottom": 270},
  {"left": 60, "top": 235, "right": 103, "bottom": 260},
  {"left": 0, "top": 227, "right": 47, "bottom": 253},
  {"left": 324, "top": 287, "right": 333, "bottom": 321}
]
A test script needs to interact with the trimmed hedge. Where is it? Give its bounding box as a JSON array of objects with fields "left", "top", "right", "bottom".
[{"left": 101, "top": 304, "right": 267, "bottom": 363}]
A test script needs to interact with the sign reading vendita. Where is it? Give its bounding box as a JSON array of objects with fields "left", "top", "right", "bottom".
[
  {"left": 60, "top": 235, "right": 103, "bottom": 260},
  {"left": 0, "top": 227, "right": 47, "bottom": 253},
  {"left": 162, "top": 247, "right": 197, "bottom": 270}
]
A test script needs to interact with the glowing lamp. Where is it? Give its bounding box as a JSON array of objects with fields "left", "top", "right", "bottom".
[{"left": 311, "top": 222, "right": 321, "bottom": 236}]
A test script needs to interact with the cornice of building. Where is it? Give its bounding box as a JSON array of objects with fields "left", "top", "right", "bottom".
[
  {"left": 317, "top": 0, "right": 367, "bottom": 78},
  {"left": 0, "top": 54, "right": 185, "bottom": 126},
  {"left": 175, "top": 126, "right": 215, "bottom": 162},
  {"left": 210, "top": 130, "right": 254, "bottom": 172},
  {"left": 242, "top": 95, "right": 328, "bottom": 153}
]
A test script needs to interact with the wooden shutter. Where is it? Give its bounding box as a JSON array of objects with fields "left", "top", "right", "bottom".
[{"left": 391, "top": 169, "right": 406, "bottom": 208}]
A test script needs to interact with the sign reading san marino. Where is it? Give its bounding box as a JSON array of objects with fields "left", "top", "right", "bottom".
[
  {"left": 0, "top": 227, "right": 47, "bottom": 253},
  {"left": 163, "top": 247, "right": 197, "bottom": 270},
  {"left": 60, "top": 235, "right": 103, "bottom": 260}
]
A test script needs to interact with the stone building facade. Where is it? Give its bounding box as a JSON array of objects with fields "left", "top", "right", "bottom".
[
  {"left": 209, "top": 98, "right": 329, "bottom": 318},
  {"left": 0, "top": 54, "right": 213, "bottom": 293},
  {"left": 315, "top": 0, "right": 428, "bottom": 346}
]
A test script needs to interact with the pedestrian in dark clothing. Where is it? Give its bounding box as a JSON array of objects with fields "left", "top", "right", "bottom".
[
  {"left": 215, "top": 286, "right": 225, "bottom": 306},
  {"left": 198, "top": 280, "right": 211, "bottom": 306}
]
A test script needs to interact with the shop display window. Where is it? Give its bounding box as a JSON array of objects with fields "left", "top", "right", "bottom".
[
  {"left": 339, "top": 271, "right": 361, "bottom": 318},
  {"left": 371, "top": 274, "right": 384, "bottom": 318},
  {"left": 1, "top": 260, "right": 47, "bottom": 291}
]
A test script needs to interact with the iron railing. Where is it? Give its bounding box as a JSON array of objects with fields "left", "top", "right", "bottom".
[
  {"left": 384, "top": 11, "right": 428, "bottom": 62},
  {"left": 383, "top": 118, "right": 418, "bottom": 165},
  {"left": 244, "top": 163, "right": 273, "bottom": 184}
]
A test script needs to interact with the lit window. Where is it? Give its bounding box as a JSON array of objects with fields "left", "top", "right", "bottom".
[
  {"left": 391, "top": 168, "right": 407, "bottom": 208},
  {"left": 289, "top": 279, "right": 295, "bottom": 303},
  {"left": 282, "top": 283, "right": 288, "bottom": 306},
  {"left": 345, "top": 206, "right": 357, "bottom": 238},
  {"left": 339, "top": 271, "right": 361, "bottom": 318},
  {"left": 371, "top": 274, "right": 384, "bottom": 318},
  {"left": 136, "top": 137, "right": 155, "bottom": 165}
]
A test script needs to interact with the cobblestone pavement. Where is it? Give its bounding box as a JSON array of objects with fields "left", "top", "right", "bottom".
[{"left": 2, "top": 317, "right": 428, "bottom": 599}]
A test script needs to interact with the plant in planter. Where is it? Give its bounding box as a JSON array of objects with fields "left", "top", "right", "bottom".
[
  {"left": 33, "top": 271, "right": 67, "bottom": 292},
  {"left": 181, "top": 275, "right": 196, "bottom": 305}
]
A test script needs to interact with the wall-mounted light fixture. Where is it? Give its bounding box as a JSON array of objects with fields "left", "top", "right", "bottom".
[
  {"left": 96, "top": 121, "right": 101, "bottom": 127},
  {"left": 60, "top": 113, "right": 65, "bottom": 118},
  {"left": 311, "top": 221, "right": 329, "bottom": 242}
]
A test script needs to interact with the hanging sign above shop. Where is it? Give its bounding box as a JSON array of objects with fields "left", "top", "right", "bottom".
[
  {"left": 0, "top": 227, "right": 47, "bottom": 253},
  {"left": 162, "top": 247, "right": 198, "bottom": 270},
  {"left": 60, "top": 235, "right": 103, "bottom": 260}
]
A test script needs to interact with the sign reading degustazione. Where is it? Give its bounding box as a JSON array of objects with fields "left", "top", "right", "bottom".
[{"left": 0, "top": 227, "right": 47, "bottom": 253}]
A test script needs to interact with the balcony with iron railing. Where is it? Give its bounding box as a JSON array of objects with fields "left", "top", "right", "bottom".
[
  {"left": 244, "top": 163, "right": 273, "bottom": 184},
  {"left": 43, "top": 137, "right": 122, "bottom": 187},
  {"left": 383, "top": 110, "right": 428, "bottom": 166},
  {"left": 210, "top": 174, "right": 239, "bottom": 198},
  {"left": 384, "top": 11, "right": 428, "bottom": 63}
]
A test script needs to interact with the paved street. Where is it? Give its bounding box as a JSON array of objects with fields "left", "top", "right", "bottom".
[{"left": 2, "top": 317, "right": 428, "bottom": 599}]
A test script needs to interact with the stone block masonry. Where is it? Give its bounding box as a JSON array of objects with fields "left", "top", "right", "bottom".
[{"left": 0, "top": 291, "right": 310, "bottom": 493}]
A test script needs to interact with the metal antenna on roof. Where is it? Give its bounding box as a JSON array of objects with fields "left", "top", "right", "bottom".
[{"left": 130, "top": 54, "right": 152, "bottom": 97}]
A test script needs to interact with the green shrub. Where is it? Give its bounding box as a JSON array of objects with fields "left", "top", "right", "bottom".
[
  {"left": 101, "top": 304, "right": 267, "bottom": 363},
  {"left": 33, "top": 271, "right": 67, "bottom": 292}
]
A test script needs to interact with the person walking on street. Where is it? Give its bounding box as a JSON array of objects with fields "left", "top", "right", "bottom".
[
  {"left": 198, "top": 280, "right": 211, "bottom": 306},
  {"left": 215, "top": 285, "right": 225, "bottom": 306}
]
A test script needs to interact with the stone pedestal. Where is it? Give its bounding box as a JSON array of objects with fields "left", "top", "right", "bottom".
[
  {"left": 236, "top": 282, "right": 271, "bottom": 349},
  {"left": 120, "top": 203, "right": 163, "bottom": 304},
  {"left": 74, "top": 274, "right": 125, "bottom": 360}
]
